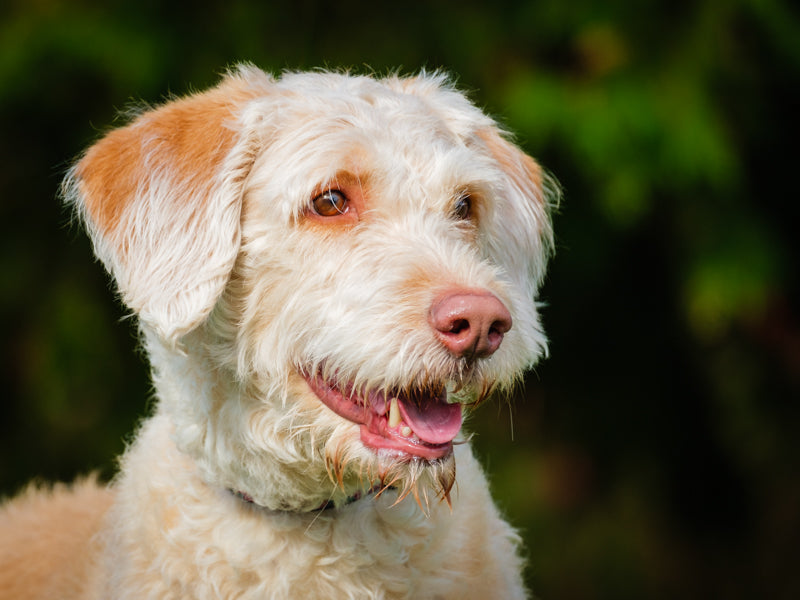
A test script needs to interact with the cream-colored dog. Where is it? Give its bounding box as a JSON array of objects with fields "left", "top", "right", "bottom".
[{"left": 0, "top": 66, "right": 555, "bottom": 599}]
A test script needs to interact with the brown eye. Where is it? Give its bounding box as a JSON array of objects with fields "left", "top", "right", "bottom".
[
  {"left": 312, "top": 190, "right": 348, "bottom": 217},
  {"left": 453, "top": 193, "right": 472, "bottom": 220}
]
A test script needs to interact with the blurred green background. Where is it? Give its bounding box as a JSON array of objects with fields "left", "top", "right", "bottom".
[{"left": 1, "top": 0, "right": 798, "bottom": 597}]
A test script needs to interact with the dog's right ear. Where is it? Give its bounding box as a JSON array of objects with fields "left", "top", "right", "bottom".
[{"left": 64, "top": 71, "right": 268, "bottom": 343}]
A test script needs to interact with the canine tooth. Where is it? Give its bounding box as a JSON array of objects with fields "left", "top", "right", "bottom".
[
  {"left": 401, "top": 426, "right": 412, "bottom": 437},
  {"left": 388, "top": 397, "right": 401, "bottom": 428}
]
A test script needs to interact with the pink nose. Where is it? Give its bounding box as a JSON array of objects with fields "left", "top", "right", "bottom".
[{"left": 428, "top": 290, "right": 512, "bottom": 359}]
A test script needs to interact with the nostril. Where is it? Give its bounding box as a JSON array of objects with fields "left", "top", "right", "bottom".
[
  {"left": 489, "top": 316, "right": 512, "bottom": 337},
  {"left": 449, "top": 319, "right": 470, "bottom": 334}
]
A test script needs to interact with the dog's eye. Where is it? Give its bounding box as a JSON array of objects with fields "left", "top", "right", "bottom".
[
  {"left": 312, "top": 190, "right": 349, "bottom": 217},
  {"left": 452, "top": 194, "right": 472, "bottom": 220}
]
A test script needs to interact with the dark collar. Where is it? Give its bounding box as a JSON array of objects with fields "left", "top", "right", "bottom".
[{"left": 230, "top": 484, "right": 392, "bottom": 512}]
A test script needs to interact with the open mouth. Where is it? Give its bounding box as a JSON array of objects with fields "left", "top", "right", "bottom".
[{"left": 303, "top": 373, "right": 463, "bottom": 461}]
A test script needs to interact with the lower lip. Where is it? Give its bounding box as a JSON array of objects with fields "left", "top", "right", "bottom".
[{"left": 359, "top": 424, "right": 453, "bottom": 461}]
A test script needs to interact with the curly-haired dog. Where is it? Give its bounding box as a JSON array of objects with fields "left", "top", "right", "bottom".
[{"left": 0, "top": 66, "right": 555, "bottom": 599}]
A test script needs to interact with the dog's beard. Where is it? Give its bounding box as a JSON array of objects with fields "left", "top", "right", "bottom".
[
  {"left": 300, "top": 366, "right": 504, "bottom": 511},
  {"left": 306, "top": 371, "right": 490, "bottom": 510},
  {"left": 324, "top": 438, "right": 458, "bottom": 511}
]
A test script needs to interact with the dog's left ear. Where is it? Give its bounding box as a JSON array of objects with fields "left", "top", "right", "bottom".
[
  {"left": 64, "top": 73, "right": 266, "bottom": 343},
  {"left": 477, "top": 127, "right": 556, "bottom": 287}
]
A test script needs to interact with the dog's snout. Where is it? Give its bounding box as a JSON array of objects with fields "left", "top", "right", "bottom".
[{"left": 428, "top": 290, "right": 512, "bottom": 359}]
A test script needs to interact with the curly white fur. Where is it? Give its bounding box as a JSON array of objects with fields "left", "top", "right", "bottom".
[{"left": 9, "top": 65, "right": 557, "bottom": 599}]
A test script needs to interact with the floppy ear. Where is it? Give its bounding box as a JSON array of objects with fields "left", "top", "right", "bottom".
[
  {"left": 64, "top": 72, "right": 266, "bottom": 343},
  {"left": 476, "top": 127, "right": 557, "bottom": 288}
]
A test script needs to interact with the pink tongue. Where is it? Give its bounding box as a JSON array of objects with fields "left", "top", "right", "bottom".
[{"left": 397, "top": 394, "right": 463, "bottom": 445}]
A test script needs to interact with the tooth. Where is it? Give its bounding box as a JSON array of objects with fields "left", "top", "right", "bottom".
[
  {"left": 401, "top": 426, "right": 412, "bottom": 437},
  {"left": 388, "top": 397, "right": 401, "bottom": 428}
]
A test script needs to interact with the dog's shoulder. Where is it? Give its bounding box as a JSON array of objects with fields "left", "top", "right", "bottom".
[{"left": 0, "top": 477, "right": 114, "bottom": 600}]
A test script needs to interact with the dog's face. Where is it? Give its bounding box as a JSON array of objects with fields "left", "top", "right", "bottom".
[{"left": 65, "top": 67, "right": 555, "bottom": 511}]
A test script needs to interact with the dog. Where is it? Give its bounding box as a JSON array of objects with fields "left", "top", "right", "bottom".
[{"left": 0, "top": 65, "right": 555, "bottom": 599}]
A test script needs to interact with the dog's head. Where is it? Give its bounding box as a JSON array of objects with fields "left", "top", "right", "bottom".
[{"left": 65, "top": 66, "right": 556, "bottom": 511}]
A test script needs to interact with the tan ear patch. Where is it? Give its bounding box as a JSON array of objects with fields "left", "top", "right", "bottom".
[
  {"left": 476, "top": 127, "right": 544, "bottom": 194},
  {"left": 74, "top": 77, "right": 259, "bottom": 243}
]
